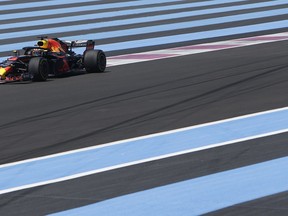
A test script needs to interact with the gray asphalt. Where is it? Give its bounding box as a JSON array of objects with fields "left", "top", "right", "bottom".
[
  {"left": 207, "top": 191, "right": 288, "bottom": 216},
  {"left": 0, "top": 40, "right": 287, "bottom": 164},
  {"left": 1, "top": 40, "right": 288, "bottom": 215}
]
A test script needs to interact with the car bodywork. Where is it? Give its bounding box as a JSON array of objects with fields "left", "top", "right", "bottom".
[{"left": 0, "top": 37, "right": 106, "bottom": 83}]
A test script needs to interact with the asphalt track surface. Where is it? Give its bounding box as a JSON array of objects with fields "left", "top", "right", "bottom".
[
  {"left": 1, "top": 40, "right": 288, "bottom": 215},
  {"left": 0, "top": 0, "right": 288, "bottom": 215}
]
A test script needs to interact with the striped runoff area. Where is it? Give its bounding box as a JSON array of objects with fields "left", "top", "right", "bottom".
[
  {"left": 50, "top": 156, "right": 288, "bottom": 216},
  {"left": 0, "top": 0, "right": 288, "bottom": 59},
  {"left": 1, "top": 0, "right": 288, "bottom": 215}
]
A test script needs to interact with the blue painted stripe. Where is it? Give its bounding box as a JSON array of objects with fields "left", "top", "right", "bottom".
[
  {"left": 0, "top": 108, "right": 288, "bottom": 193},
  {"left": 1, "top": 19, "right": 286, "bottom": 54},
  {"left": 50, "top": 156, "right": 288, "bottom": 216},
  {"left": 94, "top": 20, "right": 288, "bottom": 52},
  {"left": 0, "top": 56, "right": 7, "bottom": 62},
  {"left": 2, "top": 0, "right": 285, "bottom": 30},
  {"left": 1, "top": 8, "right": 287, "bottom": 40},
  {"left": 0, "top": 0, "right": 101, "bottom": 10},
  {"left": 0, "top": 0, "right": 182, "bottom": 20}
]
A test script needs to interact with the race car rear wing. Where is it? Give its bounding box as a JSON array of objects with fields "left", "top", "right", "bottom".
[{"left": 62, "top": 40, "right": 95, "bottom": 51}]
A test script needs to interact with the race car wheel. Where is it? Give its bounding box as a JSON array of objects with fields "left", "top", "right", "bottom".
[
  {"left": 84, "top": 50, "right": 106, "bottom": 73},
  {"left": 28, "top": 57, "right": 49, "bottom": 81}
]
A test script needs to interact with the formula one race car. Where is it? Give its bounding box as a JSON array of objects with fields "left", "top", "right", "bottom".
[{"left": 0, "top": 37, "right": 106, "bottom": 83}]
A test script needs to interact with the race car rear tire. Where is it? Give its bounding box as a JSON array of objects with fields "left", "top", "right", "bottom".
[
  {"left": 28, "top": 57, "right": 49, "bottom": 81},
  {"left": 84, "top": 50, "right": 106, "bottom": 73}
]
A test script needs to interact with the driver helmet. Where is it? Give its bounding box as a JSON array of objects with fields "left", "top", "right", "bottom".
[{"left": 37, "top": 40, "right": 49, "bottom": 49}]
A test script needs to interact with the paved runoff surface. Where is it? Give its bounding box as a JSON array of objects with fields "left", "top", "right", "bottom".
[{"left": 0, "top": 0, "right": 288, "bottom": 215}]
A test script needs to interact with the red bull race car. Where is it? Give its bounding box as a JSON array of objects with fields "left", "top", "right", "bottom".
[{"left": 0, "top": 37, "right": 106, "bottom": 83}]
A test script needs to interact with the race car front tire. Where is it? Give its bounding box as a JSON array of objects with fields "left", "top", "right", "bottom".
[
  {"left": 28, "top": 57, "right": 49, "bottom": 81},
  {"left": 84, "top": 50, "right": 106, "bottom": 73}
]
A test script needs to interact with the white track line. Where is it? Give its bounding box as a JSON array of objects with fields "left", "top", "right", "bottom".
[{"left": 1, "top": 106, "right": 288, "bottom": 169}]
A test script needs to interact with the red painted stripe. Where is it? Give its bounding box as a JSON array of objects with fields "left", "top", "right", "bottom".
[
  {"left": 174, "top": 44, "right": 237, "bottom": 50},
  {"left": 239, "top": 36, "right": 288, "bottom": 41},
  {"left": 109, "top": 53, "right": 177, "bottom": 59}
]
